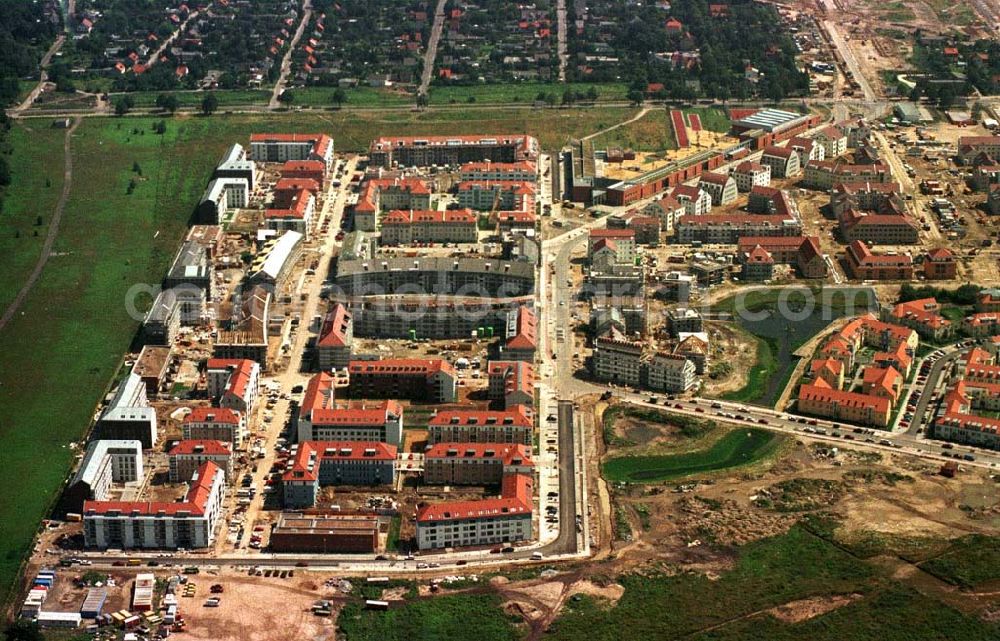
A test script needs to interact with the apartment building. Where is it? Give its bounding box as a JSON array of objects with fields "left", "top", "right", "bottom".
[
  {"left": 497, "top": 210, "right": 538, "bottom": 235},
  {"left": 163, "top": 240, "right": 213, "bottom": 325},
  {"left": 248, "top": 230, "right": 303, "bottom": 290},
  {"left": 787, "top": 136, "right": 825, "bottom": 167},
  {"left": 335, "top": 257, "right": 535, "bottom": 298},
  {"left": 829, "top": 182, "right": 901, "bottom": 217},
  {"left": 588, "top": 228, "right": 636, "bottom": 267},
  {"left": 735, "top": 236, "right": 828, "bottom": 279},
  {"left": 592, "top": 330, "right": 644, "bottom": 387},
  {"left": 501, "top": 305, "right": 538, "bottom": 362},
  {"left": 456, "top": 181, "right": 534, "bottom": 212},
  {"left": 423, "top": 443, "right": 533, "bottom": 485},
  {"left": 196, "top": 178, "right": 249, "bottom": 224},
  {"left": 813, "top": 125, "right": 848, "bottom": 159},
  {"left": 344, "top": 296, "right": 527, "bottom": 341},
  {"left": 885, "top": 298, "right": 953, "bottom": 341},
  {"left": 840, "top": 209, "right": 920, "bottom": 245},
  {"left": 182, "top": 407, "right": 245, "bottom": 448},
  {"left": 459, "top": 160, "right": 537, "bottom": 183},
  {"left": 280, "top": 159, "right": 326, "bottom": 184},
  {"left": 212, "top": 143, "right": 257, "bottom": 189},
  {"left": 843, "top": 240, "right": 914, "bottom": 280},
  {"left": 957, "top": 135, "right": 1000, "bottom": 164},
  {"left": 64, "top": 440, "right": 144, "bottom": 512},
  {"left": 674, "top": 214, "right": 802, "bottom": 244},
  {"left": 698, "top": 172, "right": 738, "bottom": 205},
  {"left": 428, "top": 407, "right": 534, "bottom": 446},
  {"left": 924, "top": 248, "right": 957, "bottom": 280},
  {"left": 96, "top": 371, "right": 158, "bottom": 448},
  {"left": 83, "top": 461, "right": 226, "bottom": 549},
  {"left": 628, "top": 215, "right": 661, "bottom": 246},
  {"left": 168, "top": 440, "right": 233, "bottom": 483},
  {"left": 671, "top": 185, "right": 712, "bottom": 215},
  {"left": 415, "top": 473, "right": 533, "bottom": 550},
  {"left": 281, "top": 441, "right": 398, "bottom": 509},
  {"left": 760, "top": 145, "right": 800, "bottom": 178},
  {"left": 264, "top": 188, "right": 315, "bottom": 239},
  {"left": 379, "top": 209, "right": 478, "bottom": 245},
  {"left": 369, "top": 135, "right": 539, "bottom": 168},
  {"left": 317, "top": 303, "right": 354, "bottom": 371},
  {"left": 797, "top": 382, "right": 891, "bottom": 427},
  {"left": 647, "top": 353, "right": 697, "bottom": 392},
  {"left": 297, "top": 372, "right": 404, "bottom": 444},
  {"left": 740, "top": 245, "right": 776, "bottom": 281},
  {"left": 962, "top": 313, "right": 1000, "bottom": 338},
  {"left": 353, "top": 178, "right": 432, "bottom": 232},
  {"left": 214, "top": 285, "right": 271, "bottom": 368},
  {"left": 643, "top": 196, "right": 686, "bottom": 233},
  {"left": 747, "top": 186, "right": 797, "bottom": 218},
  {"left": 802, "top": 161, "right": 890, "bottom": 190},
  {"left": 249, "top": 133, "right": 334, "bottom": 170},
  {"left": 731, "top": 161, "right": 771, "bottom": 192},
  {"left": 143, "top": 290, "right": 181, "bottom": 346},
  {"left": 206, "top": 358, "right": 260, "bottom": 417},
  {"left": 347, "top": 359, "right": 457, "bottom": 403},
  {"left": 487, "top": 360, "right": 535, "bottom": 410}
]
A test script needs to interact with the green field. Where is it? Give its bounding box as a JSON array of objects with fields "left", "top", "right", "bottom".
[
  {"left": 920, "top": 535, "right": 1000, "bottom": 589},
  {"left": 338, "top": 593, "right": 519, "bottom": 641},
  {"left": 602, "top": 428, "right": 783, "bottom": 482},
  {"left": 428, "top": 82, "right": 628, "bottom": 105},
  {"left": 0, "top": 122, "right": 67, "bottom": 310},
  {"left": 548, "top": 527, "right": 1000, "bottom": 641},
  {"left": 112, "top": 89, "right": 272, "bottom": 109}
]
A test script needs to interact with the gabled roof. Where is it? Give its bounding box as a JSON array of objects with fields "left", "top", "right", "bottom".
[
  {"left": 318, "top": 303, "right": 352, "bottom": 348},
  {"left": 168, "top": 439, "right": 232, "bottom": 457},
  {"left": 84, "top": 461, "right": 222, "bottom": 516}
]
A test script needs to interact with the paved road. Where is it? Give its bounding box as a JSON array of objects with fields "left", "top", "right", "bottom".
[
  {"left": 418, "top": 0, "right": 448, "bottom": 96},
  {"left": 0, "top": 118, "right": 79, "bottom": 334},
  {"left": 906, "top": 348, "right": 964, "bottom": 437},
  {"left": 145, "top": 11, "right": 198, "bottom": 68},
  {"left": 269, "top": 0, "right": 313, "bottom": 108}
]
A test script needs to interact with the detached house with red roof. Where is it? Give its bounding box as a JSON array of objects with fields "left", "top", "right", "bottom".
[
  {"left": 282, "top": 441, "right": 398, "bottom": 508},
  {"left": 83, "top": 461, "right": 226, "bottom": 549},
  {"left": 296, "top": 372, "right": 403, "bottom": 444},
  {"left": 317, "top": 303, "right": 354, "bottom": 370}
]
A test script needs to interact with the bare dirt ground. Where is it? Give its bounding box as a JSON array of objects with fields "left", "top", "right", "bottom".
[
  {"left": 699, "top": 321, "right": 759, "bottom": 396},
  {"left": 767, "top": 593, "right": 863, "bottom": 623}
]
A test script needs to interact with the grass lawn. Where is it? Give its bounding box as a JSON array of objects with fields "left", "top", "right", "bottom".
[
  {"left": 919, "top": 535, "right": 1000, "bottom": 589},
  {"left": 0, "top": 121, "right": 67, "bottom": 311},
  {"left": 590, "top": 109, "right": 678, "bottom": 152},
  {"left": 602, "top": 428, "right": 783, "bottom": 482},
  {"left": 0, "top": 116, "right": 233, "bottom": 610},
  {"left": 548, "top": 526, "right": 875, "bottom": 640},
  {"left": 287, "top": 86, "right": 413, "bottom": 108},
  {"left": 427, "top": 82, "right": 628, "bottom": 105},
  {"left": 939, "top": 306, "right": 966, "bottom": 323},
  {"left": 337, "top": 593, "right": 519, "bottom": 641},
  {"left": 109, "top": 89, "right": 272, "bottom": 109},
  {"left": 685, "top": 107, "right": 732, "bottom": 133}
]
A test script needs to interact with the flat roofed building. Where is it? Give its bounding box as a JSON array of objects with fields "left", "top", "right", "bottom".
[
  {"left": 96, "top": 371, "right": 158, "bottom": 448},
  {"left": 249, "top": 133, "right": 333, "bottom": 169},
  {"left": 369, "top": 134, "right": 538, "bottom": 168},
  {"left": 269, "top": 511, "right": 380, "bottom": 553},
  {"left": 64, "top": 440, "right": 143, "bottom": 512},
  {"left": 335, "top": 256, "right": 534, "bottom": 298}
]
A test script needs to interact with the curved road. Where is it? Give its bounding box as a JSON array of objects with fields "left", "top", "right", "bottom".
[{"left": 0, "top": 117, "right": 78, "bottom": 333}]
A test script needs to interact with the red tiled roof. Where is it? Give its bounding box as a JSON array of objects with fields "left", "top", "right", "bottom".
[
  {"left": 382, "top": 209, "right": 476, "bottom": 225},
  {"left": 84, "top": 461, "right": 222, "bottom": 516},
  {"left": 798, "top": 384, "right": 890, "bottom": 413},
  {"left": 283, "top": 441, "right": 397, "bottom": 482},
  {"left": 318, "top": 303, "right": 352, "bottom": 348},
  {"left": 168, "top": 439, "right": 232, "bottom": 456},
  {"left": 417, "top": 473, "right": 532, "bottom": 522},
  {"left": 429, "top": 407, "right": 533, "bottom": 428},
  {"left": 184, "top": 407, "right": 241, "bottom": 424},
  {"left": 348, "top": 358, "right": 455, "bottom": 376},
  {"left": 506, "top": 306, "right": 537, "bottom": 350},
  {"left": 275, "top": 177, "right": 320, "bottom": 193},
  {"left": 590, "top": 228, "right": 635, "bottom": 239},
  {"left": 699, "top": 171, "right": 732, "bottom": 186},
  {"left": 762, "top": 145, "right": 795, "bottom": 159}
]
